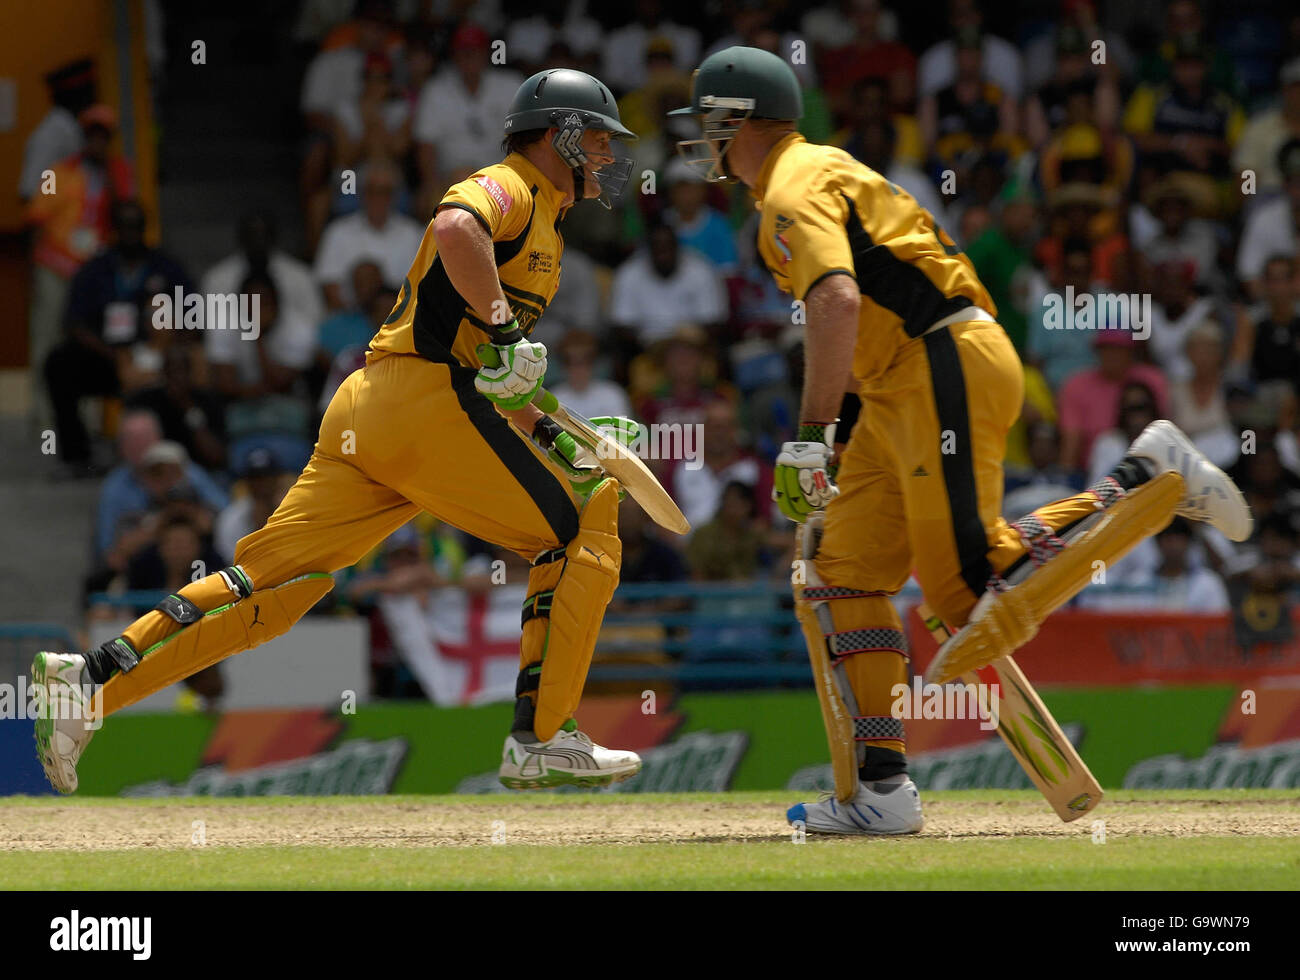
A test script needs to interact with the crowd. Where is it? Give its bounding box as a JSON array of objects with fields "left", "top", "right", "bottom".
[{"left": 18, "top": 0, "right": 1300, "bottom": 704}]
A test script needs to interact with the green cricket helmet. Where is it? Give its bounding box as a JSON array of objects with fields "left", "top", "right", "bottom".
[
  {"left": 670, "top": 46, "right": 803, "bottom": 182},
  {"left": 505, "top": 68, "right": 637, "bottom": 207}
]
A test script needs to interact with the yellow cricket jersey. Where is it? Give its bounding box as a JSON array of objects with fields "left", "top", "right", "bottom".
[
  {"left": 369, "top": 152, "right": 569, "bottom": 370},
  {"left": 753, "top": 133, "right": 996, "bottom": 383}
]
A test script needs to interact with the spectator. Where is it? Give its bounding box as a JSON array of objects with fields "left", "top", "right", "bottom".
[
  {"left": 610, "top": 223, "right": 727, "bottom": 344},
  {"left": 1123, "top": 33, "right": 1243, "bottom": 181},
  {"left": 1039, "top": 122, "right": 1134, "bottom": 200},
  {"left": 43, "top": 200, "right": 190, "bottom": 472},
  {"left": 544, "top": 244, "right": 604, "bottom": 334},
  {"left": 661, "top": 158, "right": 739, "bottom": 274},
  {"left": 317, "top": 259, "right": 385, "bottom": 365},
  {"left": 95, "top": 434, "right": 228, "bottom": 568},
  {"left": 1230, "top": 440, "right": 1300, "bottom": 528},
  {"left": 1134, "top": 0, "right": 1242, "bottom": 101},
  {"left": 664, "top": 398, "right": 772, "bottom": 532},
  {"left": 1087, "top": 380, "right": 1159, "bottom": 486},
  {"left": 211, "top": 272, "right": 318, "bottom": 471},
  {"left": 505, "top": 0, "right": 603, "bottom": 75},
  {"left": 1236, "top": 139, "right": 1300, "bottom": 296},
  {"left": 1057, "top": 328, "right": 1169, "bottom": 471},
  {"left": 319, "top": 281, "right": 398, "bottom": 412},
  {"left": 1023, "top": 0, "right": 1133, "bottom": 92},
  {"left": 124, "top": 346, "right": 227, "bottom": 472},
  {"left": 838, "top": 75, "right": 926, "bottom": 171},
  {"left": 637, "top": 325, "right": 732, "bottom": 432},
  {"left": 201, "top": 210, "right": 325, "bottom": 338},
  {"left": 333, "top": 49, "right": 410, "bottom": 171},
  {"left": 1025, "top": 237, "right": 1098, "bottom": 391},
  {"left": 1085, "top": 517, "right": 1230, "bottom": 612},
  {"left": 1003, "top": 421, "right": 1083, "bottom": 519},
  {"left": 601, "top": 0, "right": 702, "bottom": 94},
  {"left": 214, "top": 448, "right": 294, "bottom": 564},
  {"left": 816, "top": 0, "right": 915, "bottom": 118},
  {"left": 298, "top": 0, "right": 400, "bottom": 135},
  {"left": 18, "top": 58, "right": 95, "bottom": 202},
  {"left": 614, "top": 37, "right": 694, "bottom": 177},
  {"left": 919, "top": 27, "right": 1020, "bottom": 179},
  {"left": 314, "top": 159, "right": 422, "bottom": 310},
  {"left": 548, "top": 329, "right": 632, "bottom": 420},
  {"left": 25, "top": 105, "right": 137, "bottom": 388},
  {"left": 1035, "top": 182, "right": 1128, "bottom": 289},
  {"left": 843, "top": 104, "right": 948, "bottom": 230},
  {"left": 686, "top": 480, "right": 769, "bottom": 580},
  {"left": 917, "top": 0, "right": 1023, "bottom": 102},
  {"left": 1232, "top": 57, "right": 1300, "bottom": 207},
  {"left": 1146, "top": 257, "right": 1216, "bottom": 383},
  {"left": 1024, "top": 25, "right": 1120, "bottom": 147},
  {"left": 965, "top": 176, "right": 1040, "bottom": 354},
  {"left": 1168, "top": 321, "right": 1239, "bottom": 469},
  {"left": 611, "top": 496, "right": 689, "bottom": 605},
  {"left": 1230, "top": 254, "right": 1300, "bottom": 390},
  {"left": 1135, "top": 173, "right": 1224, "bottom": 297},
  {"left": 1225, "top": 513, "right": 1300, "bottom": 649},
  {"left": 413, "top": 22, "right": 523, "bottom": 206}
]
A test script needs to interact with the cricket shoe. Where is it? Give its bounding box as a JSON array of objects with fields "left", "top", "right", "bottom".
[
  {"left": 499, "top": 720, "right": 642, "bottom": 790},
  {"left": 32, "top": 652, "right": 96, "bottom": 794},
  {"left": 787, "top": 776, "right": 924, "bottom": 836},
  {"left": 1128, "top": 420, "right": 1252, "bottom": 541}
]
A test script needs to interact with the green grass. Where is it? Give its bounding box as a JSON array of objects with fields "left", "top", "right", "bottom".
[{"left": 4, "top": 790, "right": 1297, "bottom": 890}]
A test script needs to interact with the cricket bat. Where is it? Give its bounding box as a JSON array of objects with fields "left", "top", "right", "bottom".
[
  {"left": 917, "top": 603, "right": 1102, "bottom": 822},
  {"left": 477, "top": 345, "right": 690, "bottom": 535}
]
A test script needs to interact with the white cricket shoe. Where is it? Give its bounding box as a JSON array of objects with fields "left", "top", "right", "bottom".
[
  {"left": 32, "top": 652, "right": 96, "bottom": 794},
  {"left": 499, "top": 721, "right": 642, "bottom": 790},
  {"left": 787, "top": 776, "right": 924, "bottom": 836},
  {"left": 1128, "top": 420, "right": 1252, "bottom": 541}
]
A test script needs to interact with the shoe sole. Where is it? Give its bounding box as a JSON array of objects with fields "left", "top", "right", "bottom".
[
  {"left": 499, "top": 762, "right": 642, "bottom": 791},
  {"left": 31, "top": 651, "right": 75, "bottom": 795}
]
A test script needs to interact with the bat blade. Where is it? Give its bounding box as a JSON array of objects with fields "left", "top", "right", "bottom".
[{"left": 918, "top": 604, "right": 1102, "bottom": 822}]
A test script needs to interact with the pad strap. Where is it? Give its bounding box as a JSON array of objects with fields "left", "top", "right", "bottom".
[
  {"left": 827, "top": 627, "right": 907, "bottom": 665},
  {"left": 217, "top": 565, "right": 254, "bottom": 599},
  {"left": 854, "top": 715, "right": 906, "bottom": 745},
  {"left": 515, "top": 664, "right": 542, "bottom": 698},
  {"left": 154, "top": 593, "right": 203, "bottom": 625},
  {"left": 521, "top": 590, "right": 554, "bottom": 627},
  {"left": 99, "top": 637, "right": 140, "bottom": 674}
]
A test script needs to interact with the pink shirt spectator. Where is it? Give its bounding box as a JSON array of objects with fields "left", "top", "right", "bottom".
[{"left": 1058, "top": 363, "right": 1169, "bottom": 468}]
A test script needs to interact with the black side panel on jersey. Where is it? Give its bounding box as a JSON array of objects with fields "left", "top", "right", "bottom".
[
  {"left": 842, "top": 193, "right": 973, "bottom": 338},
  {"left": 412, "top": 188, "right": 541, "bottom": 364}
]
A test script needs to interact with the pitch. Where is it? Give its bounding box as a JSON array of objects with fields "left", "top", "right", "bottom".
[{"left": 1, "top": 791, "right": 1296, "bottom": 890}]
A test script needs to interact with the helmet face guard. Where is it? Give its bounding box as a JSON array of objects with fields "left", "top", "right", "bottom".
[
  {"left": 550, "top": 109, "right": 635, "bottom": 208},
  {"left": 674, "top": 95, "right": 756, "bottom": 183}
]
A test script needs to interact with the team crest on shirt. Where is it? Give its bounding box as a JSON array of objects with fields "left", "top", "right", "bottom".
[
  {"left": 527, "top": 250, "right": 554, "bottom": 273},
  {"left": 474, "top": 175, "right": 513, "bottom": 215}
]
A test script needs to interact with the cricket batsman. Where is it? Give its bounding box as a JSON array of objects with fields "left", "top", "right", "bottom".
[
  {"left": 672, "top": 47, "right": 1252, "bottom": 835},
  {"left": 35, "top": 69, "right": 647, "bottom": 794}
]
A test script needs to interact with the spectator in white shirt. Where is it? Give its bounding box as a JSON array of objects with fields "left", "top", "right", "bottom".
[
  {"left": 1146, "top": 258, "right": 1216, "bottom": 383},
  {"left": 314, "top": 159, "right": 422, "bottom": 310},
  {"left": 601, "top": 0, "right": 702, "bottom": 94},
  {"left": 506, "top": 0, "right": 604, "bottom": 74},
  {"left": 413, "top": 23, "right": 523, "bottom": 208},
  {"left": 917, "top": 0, "right": 1023, "bottom": 101},
  {"left": 1232, "top": 58, "right": 1300, "bottom": 209},
  {"left": 548, "top": 328, "right": 632, "bottom": 420},
  {"left": 1237, "top": 138, "right": 1300, "bottom": 297},
  {"left": 1083, "top": 518, "right": 1230, "bottom": 613},
  {"left": 610, "top": 223, "right": 727, "bottom": 344},
  {"left": 202, "top": 210, "right": 324, "bottom": 333}
]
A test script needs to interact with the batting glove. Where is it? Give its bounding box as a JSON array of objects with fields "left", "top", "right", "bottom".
[
  {"left": 475, "top": 329, "right": 547, "bottom": 411},
  {"left": 773, "top": 422, "right": 839, "bottom": 523}
]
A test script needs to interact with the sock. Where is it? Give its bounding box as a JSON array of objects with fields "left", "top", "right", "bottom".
[{"left": 1110, "top": 455, "right": 1154, "bottom": 490}]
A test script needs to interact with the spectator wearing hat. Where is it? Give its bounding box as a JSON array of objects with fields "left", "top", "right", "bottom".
[
  {"left": 1123, "top": 33, "right": 1244, "bottom": 180},
  {"left": 413, "top": 22, "right": 523, "bottom": 207},
  {"left": 214, "top": 449, "right": 294, "bottom": 564},
  {"left": 610, "top": 222, "right": 727, "bottom": 345},
  {"left": 548, "top": 329, "right": 632, "bottom": 421},
  {"left": 18, "top": 58, "right": 96, "bottom": 202},
  {"left": 1237, "top": 140, "right": 1300, "bottom": 296},
  {"left": 661, "top": 158, "right": 739, "bottom": 275},
  {"left": 1135, "top": 172, "right": 1225, "bottom": 296},
  {"left": 601, "top": 0, "right": 701, "bottom": 94},
  {"left": 1232, "top": 57, "right": 1300, "bottom": 208},
  {"left": 25, "top": 103, "right": 137, "bottom": 391},
  {"left": 1057, "top": 327, "right": 1170, "bottom": 471},
  {"left": 1231, "top": 254, "right": 1300, "bottom": 387}
]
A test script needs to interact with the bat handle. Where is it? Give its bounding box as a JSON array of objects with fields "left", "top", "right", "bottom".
[{"left": 475, "top": 343, "right": 557, "bottom": 413}]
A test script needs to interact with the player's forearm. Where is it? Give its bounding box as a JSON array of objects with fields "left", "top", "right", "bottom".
[
  {"left": 800, "top": 275, "right": 860, "bottom": 430},
  {"left": 432, "top": 208, "right": 512, "bottom": 331}
]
